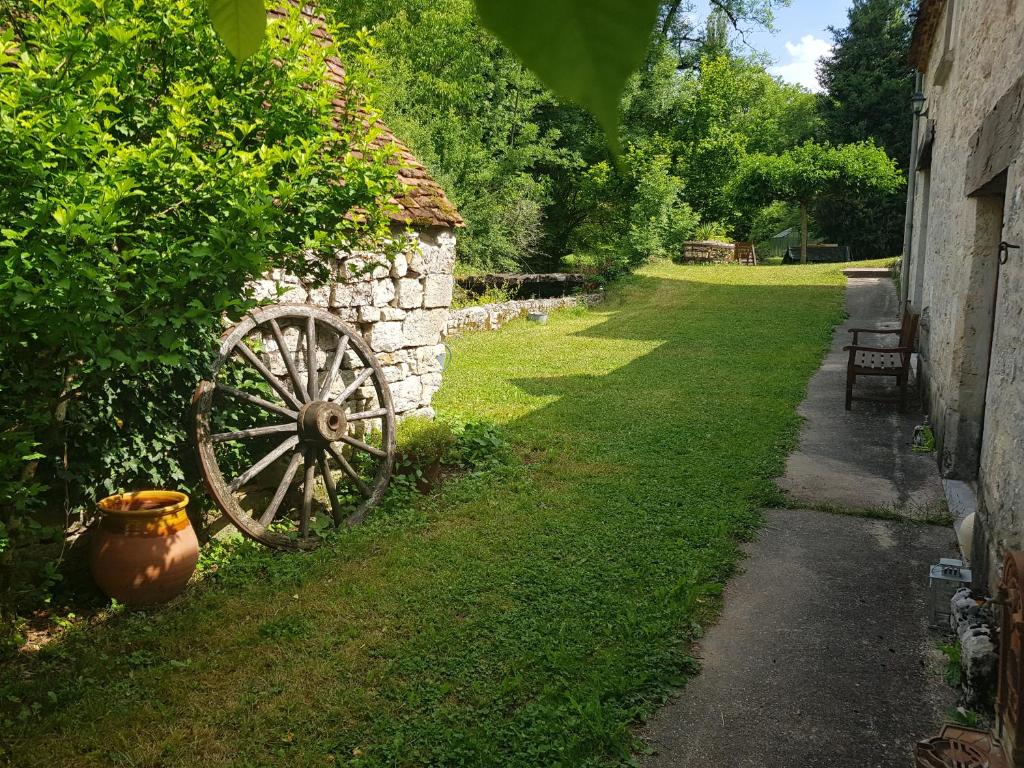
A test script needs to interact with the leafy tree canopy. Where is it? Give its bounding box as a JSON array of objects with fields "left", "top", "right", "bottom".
[
  {"left": 732, "top": 141, "right": 904, "bottom": 260},
  {"left": 208, "top": 0, "right": 791, "bottom": 149},
  {"left": 817, "top": 0, "right": 915, "bottom": 169}
]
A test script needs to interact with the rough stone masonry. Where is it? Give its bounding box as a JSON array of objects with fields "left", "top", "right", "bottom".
[
  {"left": 907, "top": 0, "right": 1024, "bottom": 584},
  {"left": 250, "top": 225, "right": 456, "bottom": 420},
  {"left": 242, "top": 8, "right": 464, "bottom": 423}
]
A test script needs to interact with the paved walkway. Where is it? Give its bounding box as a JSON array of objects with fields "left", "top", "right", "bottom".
[
  {"left": 641, "top": 277, "right": 957, "bottom": 768},
  {"left": 777, "top": 277, "right": 945, "bottom": 517}
]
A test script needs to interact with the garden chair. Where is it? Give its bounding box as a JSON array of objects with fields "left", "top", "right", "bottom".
[
  {"left": 843, "top": 304, "right": 919, "bottom": 411},
  {"left": 734, "top": 242, "right": 757, "bottom": 265}
]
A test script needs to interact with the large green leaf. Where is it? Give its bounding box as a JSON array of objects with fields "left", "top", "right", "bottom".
[
  {"left": 208, "top": 0, "right": 266, "bottom": 61},
  {"left": 474, "top": 0, "right": 661, "bottom": 153}
]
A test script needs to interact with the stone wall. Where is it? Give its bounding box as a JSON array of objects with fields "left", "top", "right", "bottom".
[
  {"left": 456, "top": 273, "right": 587, "bottom": 300},
  {"left": 251, "top": 225, "right": 456, "bottom": 419},
  {"left": 908, "top": 0, "right": 1024, "bottom": 585},
  {"left": 446, "top": 294, "right": 602, "bottom": 335}
]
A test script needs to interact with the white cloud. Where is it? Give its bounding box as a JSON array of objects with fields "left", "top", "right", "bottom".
[{"left": 770, "top": 34, "right": 834, "bottom": 92}]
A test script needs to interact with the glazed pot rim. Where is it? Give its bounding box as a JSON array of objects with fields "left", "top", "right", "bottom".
[{"left": 98, "top": 490, "right": 189, "bottom": 518}]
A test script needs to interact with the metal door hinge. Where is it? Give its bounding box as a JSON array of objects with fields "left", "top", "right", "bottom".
[{"left": 999, "top": 241, "right": 1021, "bottom": 265}]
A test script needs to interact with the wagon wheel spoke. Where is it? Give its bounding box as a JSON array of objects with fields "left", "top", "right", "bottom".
[
  {"left": 229, "top": 435, "right": 300, "bottom": 492},
  {"left": 317, "top": 450, "right": 344, "bottom": 525},
  {"left": 332, "top": 367, "right": 374, "bottom": 406},
  {"left": 197, "top": 306, "right": 396, "bottom": 551},
  {"left": 318, "top": 335, "right": 349, "bottom": 400},
  {"left": 268, "top": 319, "right": 310, "bottom": 403},
  {"left": 347, "top": 407, "right": 387, "bottom": 422},
  {"left": 326, "top": 443, "right": 372, "bottom": 498},
  {"left": 234, "top": 341, "right": 304, "bottom": 411},
  {"left": 259, "top": 450, "right": 303, "bottom": 526},
  {"left": 306, "top": 315, "right": 318, "bottom": 404},
  {"left": 335, "top": 434, "right": 386, "bottom": 459},
  {"left": 300, "top": 449, "right": 316, "bottom": 538},
  {"left": 216, "top": 384, "right": 298, "bottom": 420},
  {"left": 212, "top": 422, "right": 297, "bottom": 443}
]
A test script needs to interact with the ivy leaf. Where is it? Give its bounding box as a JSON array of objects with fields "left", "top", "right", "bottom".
[
  {"left": 208, "top": 0, "right": 266, "bottom": 61},
  {"left": 474, "top": 0, "right": 661, "bottom": 153}
]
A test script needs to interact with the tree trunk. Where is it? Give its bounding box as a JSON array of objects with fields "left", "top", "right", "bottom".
[{"left": 800, "top": 201, "right": 809, "bottom": 264}]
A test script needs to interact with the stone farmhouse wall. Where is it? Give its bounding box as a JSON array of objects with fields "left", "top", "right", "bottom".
[
  {"left": 241, "top": 8, "right": 465, "bottom": 423},
  {"left": 907, "top": 0, "right": 1024, "bottom": 584},
  {"left": 251, "top": 225, "right": 456, "bottom": 419}
]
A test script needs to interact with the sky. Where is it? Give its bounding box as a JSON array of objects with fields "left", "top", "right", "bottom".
[{"left": 697, "top": 0, "right": 854, "bottom": 92}]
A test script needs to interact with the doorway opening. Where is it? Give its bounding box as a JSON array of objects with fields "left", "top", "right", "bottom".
[{"left": 941, "top": 171, "right": 1007, "bottom": 480}]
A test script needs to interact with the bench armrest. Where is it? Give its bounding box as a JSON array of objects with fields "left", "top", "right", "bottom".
[{"left": 848, "top": 327, "right": 900, "bottom": 344}]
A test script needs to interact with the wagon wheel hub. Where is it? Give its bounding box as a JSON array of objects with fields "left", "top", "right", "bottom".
[{"left": 298, "top": 401, "right": 348, "bottom": 445}]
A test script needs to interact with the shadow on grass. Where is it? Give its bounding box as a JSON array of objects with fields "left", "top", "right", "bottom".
[{"left": 1, "top": 269, "right": 847, "bottom": 767}]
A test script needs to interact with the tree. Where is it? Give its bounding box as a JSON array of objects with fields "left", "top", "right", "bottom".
[
  {"left": 658, "top": 0, "right": 789, "bottom": 59},
  {"left": 731, "top": 141, "right": 904, "bottom": 262},
  {"left": 326, "top": 0, "right": 568, "bottom": 272},
  {"left": 198, "top": 0, "right": 791, "bottom": 150},
  {"left": 817, "top": 0, "right": 914, "bottom": 169},
  {"left": 559, "top": 139, "right": 698, "bottom": 275},
  {"left": 667, "top": 54, "right": 819, "bottom": 230}
]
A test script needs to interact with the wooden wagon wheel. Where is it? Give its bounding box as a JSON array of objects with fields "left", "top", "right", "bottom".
[{"left": 194, "top": 305, "right": 395, "bottom": 550}]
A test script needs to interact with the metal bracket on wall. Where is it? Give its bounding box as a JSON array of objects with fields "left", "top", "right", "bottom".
[{"left": 998, "top": 241, "right": 1020, "bottom": 265}]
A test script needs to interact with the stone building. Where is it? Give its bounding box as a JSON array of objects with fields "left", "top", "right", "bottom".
[
  {"left": 253, "top": 5, "right": 463, "bottom": 421},
  {"left": 905, "top": 0, "right": 1024, "bottom": 584}
]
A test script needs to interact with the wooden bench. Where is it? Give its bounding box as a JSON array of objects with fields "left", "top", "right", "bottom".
[{"left": 844, "top": 305, "right": 919, "bottom": 411}]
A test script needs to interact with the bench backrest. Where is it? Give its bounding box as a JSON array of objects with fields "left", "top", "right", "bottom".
[
  {"left": 734, "top": 242, "right": 757, "bottom": 265},
  {"left": 899, "top": 305, "right": 920, "bottom": 364}
]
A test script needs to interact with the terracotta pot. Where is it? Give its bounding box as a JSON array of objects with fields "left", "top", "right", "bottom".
[{"left": 90, "top": 490, "right": 199, "bottom": 607}]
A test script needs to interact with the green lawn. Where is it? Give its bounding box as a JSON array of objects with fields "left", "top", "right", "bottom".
[{"left": 3, "top": 261, "right": 849, "bottom": 767}]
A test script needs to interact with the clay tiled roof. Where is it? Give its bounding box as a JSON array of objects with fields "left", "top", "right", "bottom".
[
  {"left": 909, "top": 0, "right": 946, "bottom": 71},
  {"left": 268, "top": 5, "right": 463, "bottom": 229}
]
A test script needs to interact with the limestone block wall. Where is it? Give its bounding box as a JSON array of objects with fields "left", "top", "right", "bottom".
[
  {"left": 251, "top": 225, "right": 456, "bottom": 419},
  {"left": 909, "top": 0, "right": 1024, "bottom": 583},
  {"left": 446, "top": 294, "right": 602, "bottom": 335}
]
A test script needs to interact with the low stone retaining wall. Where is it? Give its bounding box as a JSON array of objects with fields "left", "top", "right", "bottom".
[
  {"left": 456, "top": 272, "right": 587, "bottom": 299},
  {"left": 446, "top": 293, "right": 602, "bottom": 334}
]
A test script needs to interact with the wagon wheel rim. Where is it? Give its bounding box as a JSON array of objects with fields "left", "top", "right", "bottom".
[{"left": 194, "top": 305, "right": 396, "bottom": 550}]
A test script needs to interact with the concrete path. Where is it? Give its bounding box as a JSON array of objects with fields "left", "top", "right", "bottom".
[
  {"left": 641, "top": 509, "right": 956, "bottom": 767},
  {"left": 777, "top": 277, "right": 945, "bottom": 518},
  {"left": 641, "top": 277, "right": 957, "bottom": 767}
]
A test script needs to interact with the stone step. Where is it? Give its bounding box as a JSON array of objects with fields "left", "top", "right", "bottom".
[{"left": 842, "top": 267, "right": 893, "bottom": 278}]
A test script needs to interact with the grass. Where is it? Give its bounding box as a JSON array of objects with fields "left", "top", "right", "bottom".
[
  {"left": 1, "top": 260, "right": 849, "bottom": 767},
  {"left": 777, "top": 497, "right": 954, "bottom": 526}
]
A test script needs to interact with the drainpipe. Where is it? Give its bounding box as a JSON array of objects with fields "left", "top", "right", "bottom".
[{"left": 900, "top": 72, "right": 926, "bottom": 306}]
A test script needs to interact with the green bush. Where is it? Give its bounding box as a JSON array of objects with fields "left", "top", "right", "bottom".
[
  {"left": 450, "top": 285, "right": 514, "bottom": 309},
  {"left": 692, "top": 221, "right": 731, "bottom": 242},
  {"left": 445, "top": 420, "right": 513, "bottom": 471},
  {"left": 564, "top": 142, "right": 698, "bottom": 277},
  {"left": 396, "top": 416, "right": 458, "bottom": 467},
  {"left": 0, "top": 0, "right": 400, "bottom": 644},
  {"left": 394, "top": 416, "right": 511, "bottom": 481}
]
